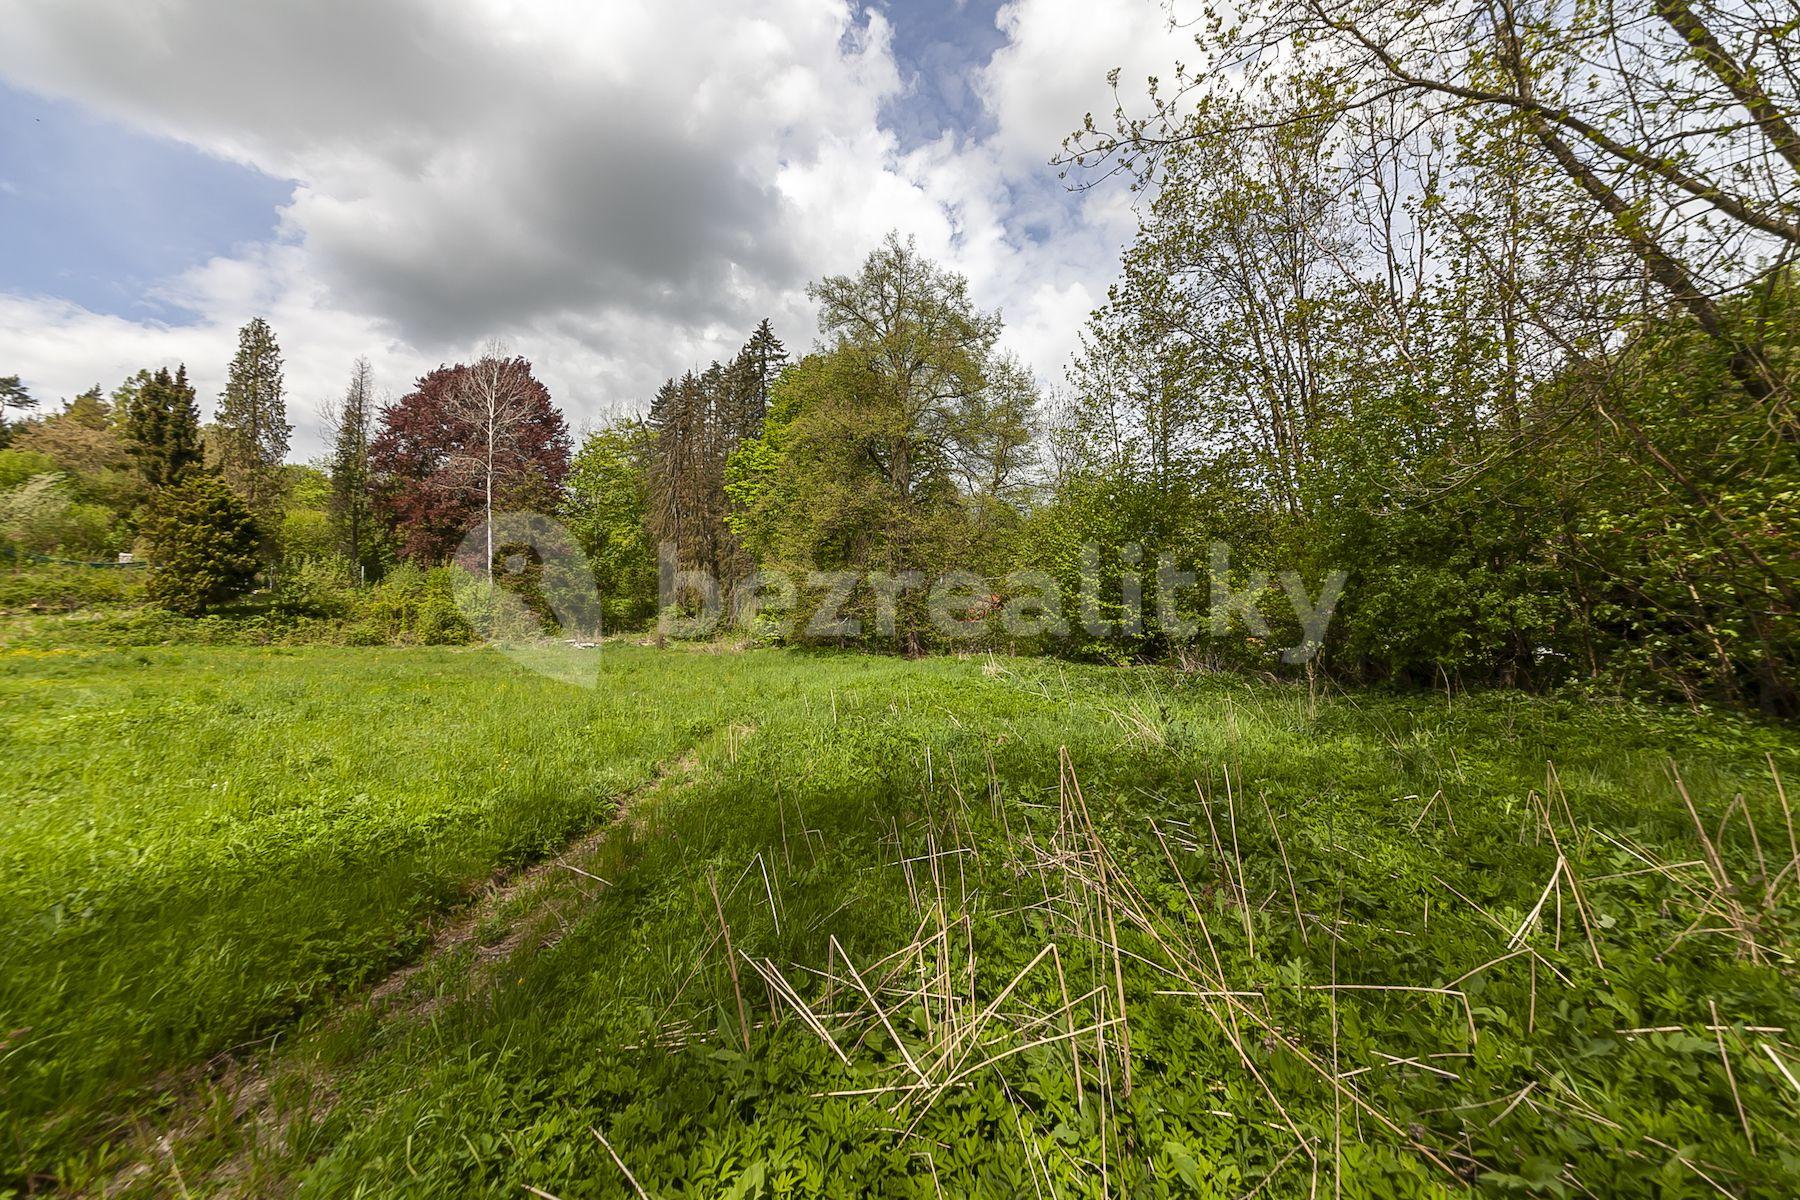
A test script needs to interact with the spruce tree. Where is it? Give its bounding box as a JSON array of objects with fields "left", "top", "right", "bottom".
[
  {"left": 217, "top": 318, "right": 291, "bottom": 517},
  {"left": 124, "top": 365, "right": 203, "bottom": 489},
  {"left": 329, "top": 357, "right": 376, "bottom": 575},
  {"left": 745, "top": 318, "right": 788, "bottom": 415},
  {"left": 728, "top": 319, "right": 787, "bottom": 444},
  {"left": 140, "top": 474, "right": 260, "bottom": 614}
]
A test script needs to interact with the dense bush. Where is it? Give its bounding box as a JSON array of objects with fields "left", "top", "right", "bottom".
[
  {"left": 269, "top": 555, "right": 358, "bottom": 618},
  {"left": 0, "top": 450, "right": 59, "bottom": 491},
  {"left": 0, "top": 563, "right": 142, "bottom": 612},
  {"left": 0, "top": 472, "right": 124, "bottom": 558},
  {"left": 353, "top": 563, "right": 473, "bottom": 645},
  {"left": 139, "top": 475, "right": 261, "bottom": 616}
]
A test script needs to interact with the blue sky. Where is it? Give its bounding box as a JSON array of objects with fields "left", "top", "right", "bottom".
[
  {"left": 876, "top": 0, "right": 1009, "bottom": 148},
  {"left": 0, "top": 0, "right": 1183, "bottom": 453},
  {"left": 0, "top": 80, "right": 293, "bottom": 322}
]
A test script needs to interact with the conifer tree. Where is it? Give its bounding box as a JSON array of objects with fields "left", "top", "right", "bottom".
[
  {"left": 0, "top": 375, "right": 36, "bottom": 449},
  {"left": 327, "top": 357, "right": 376, "bottom": 574},
  {"left": 140, "top": 473, "right": 260, "bottom": 614},
  {"left": 123, "top": 365, "right": 203, "bottom": 490},
  {"left": 63, "top": 386, "right": 110, "bottom": 430},
  {"left": 737, "top": 318, "right": 787, "bottom": 439},
  {"left": 645, "top": 321, "right": 790, "bottom": 588},
  {"left": 217, "top": 318, "right": 291, "bottom": 517}
]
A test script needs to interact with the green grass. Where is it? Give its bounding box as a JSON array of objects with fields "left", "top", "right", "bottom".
[{"left": 2, "top": 643, "right": 1797, "bottom": 1197}]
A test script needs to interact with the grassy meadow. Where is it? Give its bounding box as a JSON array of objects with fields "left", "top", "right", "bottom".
[{"left": 1, "top": 641, "right": 1797, "bottom": 1197}]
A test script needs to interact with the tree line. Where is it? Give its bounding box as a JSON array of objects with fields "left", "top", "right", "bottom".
[
  {"left": 1040, "top": 0, "right": 1798, "bottom": 712},
  {"left": 0, "top": 321, "right": 570, "bottom": 617},
  {"left": 3, "top": 0, "right": 1792, "bottom": 710}
]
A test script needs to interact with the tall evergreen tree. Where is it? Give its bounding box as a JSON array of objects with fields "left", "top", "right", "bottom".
[
  {"left": 645, "top": 321, "right": 790, "bottom": 589},
  {"left": 0, "top": 375, "right": 36, "bottom": 450},
  {"left": 140, "top": 474, "right": 261, "bottom": 615},
  {"left": 735, "top": 318, "right": 787, "bottom": 440},
  {"left": 123, "top": 365, "right": 203, "bottom": 490},
  {"left": 217, "top": 318, "right": 291, "bottom": 517},
  {"left": 328, "top": 357, "right": 377, "bottom": 575}
]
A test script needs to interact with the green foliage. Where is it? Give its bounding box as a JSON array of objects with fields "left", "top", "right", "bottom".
[
  {"left": 0, "top": 449, "right": 59, "bottom": 491},
  {"left": 140, "top": 474, "right": 261, "bottom": 615},
  {"left": 122, "top": 365, "right": 203, "bottom": 491},
  {"left": 1050, "top": 78, "right": 1798, "bottom": 711},
  {"left": 278, "top": 506, "right": 337, "bottom": 562},
  {"left": 328, "top": 357, "right": 378, "bottom": 574},
  {"left": 269, "top": 555, "right": 359, "bottom": 618},
  {"left": 0, "top": 472, "right": 122, "bottom": 557},
  {"left": 562, "top": 420, "right": 657, "bottom": 628},
  {"left": 2, "top": 646, "right": 1794, "bottom": 1196},
  {"left": 0, "top": 563, "right": 141, "bottom": 612},
  {"left": 722, "top": 243, "right": 1037, "bottom": 651},
  {"left": 0, "top": 374, "right": 36, "bottom": 447},
  {"left": 353, "top": 562, "right": 474, "bottom": 645},
  {"left": 215, "top": 317, "right": 290, "bottom": 521}
]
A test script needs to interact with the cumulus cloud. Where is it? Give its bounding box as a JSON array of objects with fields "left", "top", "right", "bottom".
[{"left": 0, "top": 0, "right": 1193, "bottom": 454}]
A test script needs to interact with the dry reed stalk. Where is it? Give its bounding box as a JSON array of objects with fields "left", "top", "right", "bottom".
[
  {"left": 1759, "top": 1043, "right": 1800, "bottom": 1096},
  {"left": 590, "top": 1126, "right": 652, "bottom": 1198},
  {"left": 1769, "top": 753, "right": 1797, "bottom": 894},
  {"left": 829, "top": 935, "right": 929, "bottom": 1084},
  {"left": 742, "top": 954, "right": 850, "bottom": 1065},
  {"left": 1224, "top": 766, "right": 1258, "bottom": 962},
  {"left": 1708, "top": 999, "right": 1756, "bottom": 1154},
  {"left": 707, "top": 870, "right": 752, "bottom": 1055}
]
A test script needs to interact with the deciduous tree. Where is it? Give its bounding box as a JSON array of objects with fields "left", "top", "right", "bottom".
[{"left": 369, "top": 353, "right": 570, "bottom": 565}]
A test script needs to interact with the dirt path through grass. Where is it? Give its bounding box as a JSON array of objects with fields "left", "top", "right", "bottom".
[
  {"left": 100, "top": 732, "right": 723, "bottom": 1198},
  {"left": 366, "top": 739, "right": 709, "bottom": 1017}
]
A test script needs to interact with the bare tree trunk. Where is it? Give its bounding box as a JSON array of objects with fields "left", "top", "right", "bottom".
[
  {"left": 1652, "top": 0, "right": 1800, "bottom": 180},
  {"left": 1490, "top": 1, "right": 1796, "bottom": 427}
]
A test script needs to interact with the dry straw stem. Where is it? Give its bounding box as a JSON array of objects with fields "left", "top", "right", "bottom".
[
  {"left": 1060, "top": 796, "right": 1458, "bottom": 1179},
  {"left": 742, "top": 953, "right": 850, "bottom": 1065},
  {"left": 707, "top": 869, "right": 752, "bottom": 1054},
  {"left": 591, "top": 1126, "right": 652, "bottom": 1199},
  {"left": 1759, "top": 1043, "right": 1800, "bottom": 1096},
  {"left": 1530, "top": 780, "right": 1608, "bottom": 975},
  {"left": 829, "top": 934, "right": 930, "bottom": 1085},
  {"left": 1668, "top": 761, "right": 1774, "bottom": 962},
  {"left": 1769, "top": 752, "right": 1798, "bottom": 894},
  {"left": 1708, "top": 999, "right": 1756, "bottom": 1155},
  {"left": 1407, "top": 789, "right": 1457, "bottom": 836},
  {"left": 1059, "top": 746, "right": 1133, "bottom": 1097},
  {"left": 1432, "top": 874, "right": 1575, "bottom": 986}
]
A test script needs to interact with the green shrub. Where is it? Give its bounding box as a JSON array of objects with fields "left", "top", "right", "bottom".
[
  {"left": 0, "top": 473, "right": 125, "bottom": 557},
  {"left": 270, "top": 556, "right": 358, "bottom": 618},
  {"left": 0, "top": 564, "right": 142, "bottom": 612},
  {"left": 414, "top": 587, "right": 472, "bottom": 644},
  {"left": 354, "top": 563, "right": 472, "bottom": 644},
  {"left": 279, "top": 508, "right": 337, "bottom": 562},
  {"left": 140, "top": 475, "right": 261, "bottom": 616},
  {"left": 0, "top": 449, "right": 58, "bottom": 491}
]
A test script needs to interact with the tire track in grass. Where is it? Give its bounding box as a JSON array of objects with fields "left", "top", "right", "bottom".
[
  {"left": 366, "top": 737, "right": 710, "bottom": 1015},
  {"left": 100, "top": 732, "right": 725, "bottom": 1199}
]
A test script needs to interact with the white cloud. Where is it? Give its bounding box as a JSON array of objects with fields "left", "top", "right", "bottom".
[{"left": 0, "top": 0, "right": 1189, "bottom": 455}]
